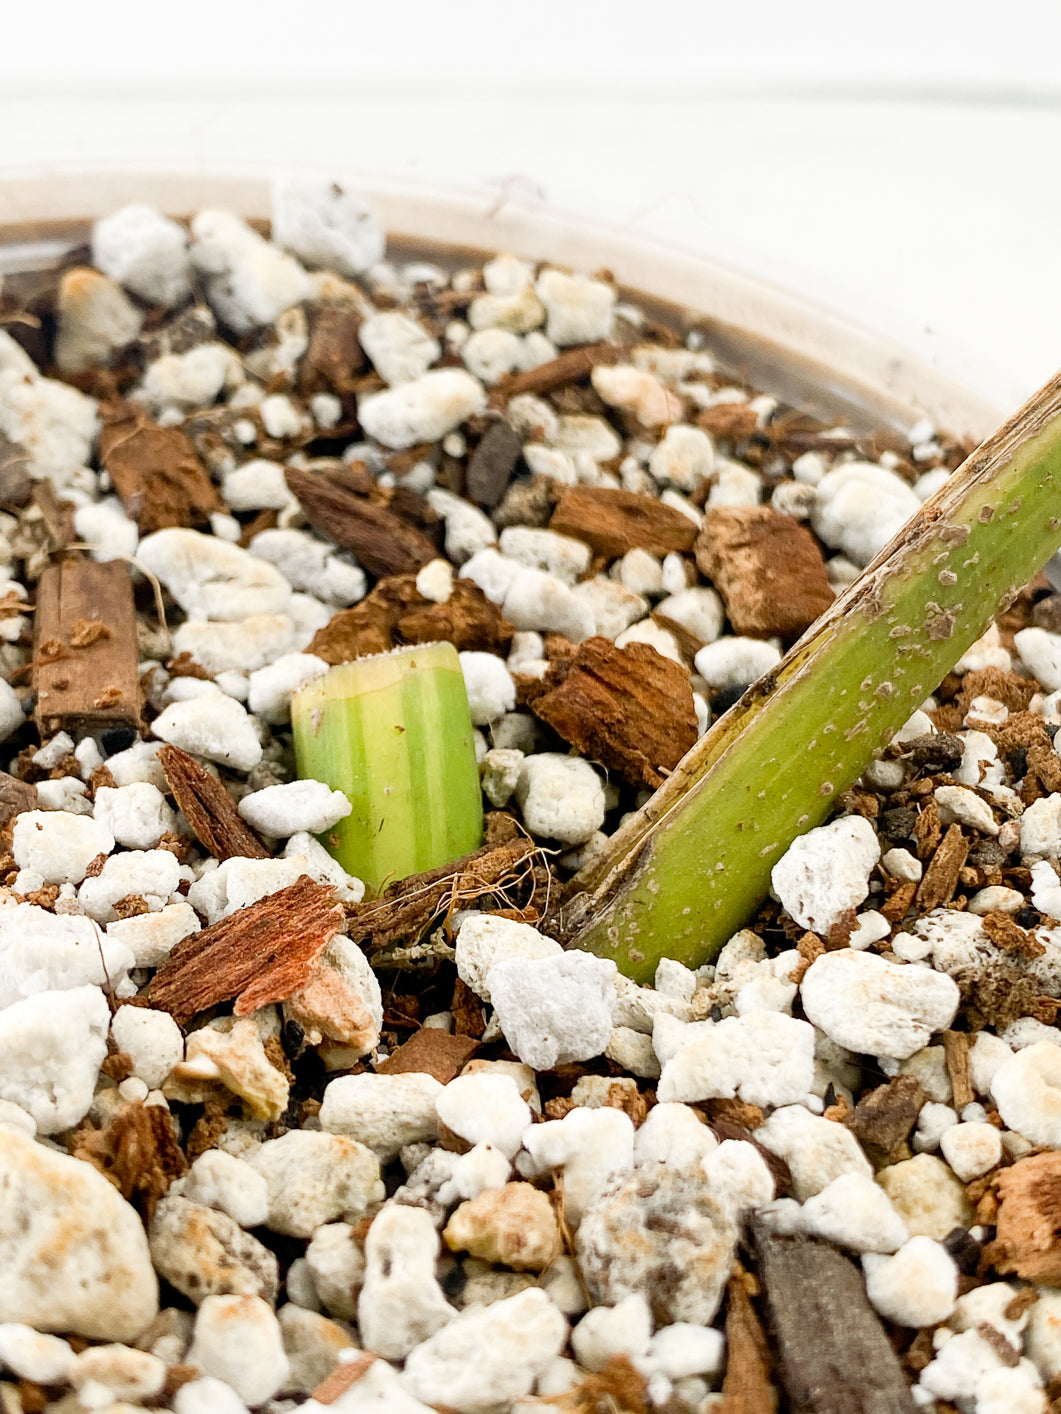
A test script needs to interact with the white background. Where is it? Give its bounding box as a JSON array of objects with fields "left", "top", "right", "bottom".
[{"left": 2, "top": 0, "right": 1060, "bottom": 414}]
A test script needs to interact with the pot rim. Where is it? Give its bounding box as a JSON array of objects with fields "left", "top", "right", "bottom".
[{"left": 0, "top": 162, "right": 1001, "bottom": 442}]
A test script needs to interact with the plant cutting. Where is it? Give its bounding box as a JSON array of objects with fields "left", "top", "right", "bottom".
[
  {"left": 291, "top": 641, "right": 483, "bottom": 896},
  {"left": 562, "top": 368, "right": 1061, "bottom": 979}
]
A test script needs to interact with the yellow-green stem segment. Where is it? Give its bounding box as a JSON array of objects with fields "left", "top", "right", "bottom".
[
  {"left": 563, "top": 369, "right": 1061, "bottom": 981},
  {"left": 291, "top": 642, "right": 483, "bottom": 897}
]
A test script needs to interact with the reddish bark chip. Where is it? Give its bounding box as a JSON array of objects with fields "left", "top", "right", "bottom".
[
  {"left": 549, "top": 486, "right": 700, "bottom": 559},
  {"left": 99, "top": 407, "right": 224, "bottom": 533},
  {"left": 149, "top": 877, "right": 344, "bottom": 1025},
  {"left": 376, "top": 1027, "right": 480, "bottom": 1085},
  {"left": 694, "top": 505, "right": 834, "bottom": 639},
  {"left": 530, "top": 636, "right": 697, "bottom": 789}
]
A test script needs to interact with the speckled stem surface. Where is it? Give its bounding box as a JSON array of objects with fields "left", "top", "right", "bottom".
[
  {"left": 291, "top": 641, "right": 483, "bottom": 897},
  {"left": 564, "top": 368, "right": 1061, "bottom": 981}
]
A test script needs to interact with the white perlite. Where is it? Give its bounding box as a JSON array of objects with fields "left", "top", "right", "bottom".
[
  {"left": 658, "top": 1011, "right": 814, "bottom": 1109},
  {"left": 11, "top": 810, "right": 114, "bottom": 884},
  {"left": 272, "top": 176, "right": 384, "bottom": 277},
  {"left": 186, "top": 1296, "right": 289, "bottom": 1407},
  {"left": 535, "top": 269, "right": 615, "bottom": 347},
  {"left": 862, "top": 1237, "right": 958, "bottom": 1327},
  {"left": 358, "top": 369, "right": 487, "bottom": 449},
  {"left": 799, "top": 1173, "right": 909, "bottom": 1254},
  {"left": 454, "top": 914, "right": 563, "bottom": 1003},
  {"left": 0, "top": 1324, "right": 77, "bottom": 1384},
  {"left": 93, "top": 783, "right": 179, "bottom": 849},
  {"left": 237, "top": 779, "right": 351, "bottom": 837},
  {"left": 359, "top": 1205, "right": 455, "bottom": 1361},
  {"left": 0, "top": 1128, "right": 158, "bottom": 1340},
  {"left": 401, "top": 1287, "right": 567, "bottom": 1414},
  {"left": 518, "top": 1107, "right": 634, "bottom": 1227},
  {"left": 151, "top": 695, "right": 263, "bottom": 773},
  {"left": 250, "top": 1130, "right": 384, "bottom": 1238},
  {"left": 181, "top": 1150, "right": 269, "bottom": 1230},
  {"left": 435, "top": 1073, "right": 532, "bottom": 1159},
  {"left": 811, "top": 461, "right": 921, "bottom": 567},
  {"left": 91, "top": 204, "right": 192, "bottom": 306},
  {"left": 0, "top": 986, "right": 110, "bottom": 1134},
  {"left": 138, "top": 528, "right": 291, "bottom": 621},
  {"left": 487, "top": 951, "right": 618, "bottom": 1069},
  {"left": 514, "top": 753, "right": 606, "bottom": 845},
  {"left": 319, "top": 1072, "right": 442, "bottom": 1161},
  {"left": 800, "top": 949, "right": 960, "bottom": 1060},
  {"left": 990, "top": 1040, "right": 1061, "bottom": 1147},
  {"left": 0, "top": 902, "right": 132, "bottom": 1009},
  {"left": 110, "top": 1006, "right": 184, "bottom": 1090},
  {"left": 755, "top": 1104, "right": 873, "bottom": 1199},
  {"left": 771, "top": 814, "right": 880, "bottom": 932},
  {"left": 190, "top": 209, "right": 310, "bottom": 335}
]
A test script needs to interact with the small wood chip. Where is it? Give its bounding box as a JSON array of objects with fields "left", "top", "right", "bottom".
[
  {"left": 285, "top": 466, "right": 438, "bottom": 578},
  {"left": 311, "top": 1353, "right": 378, "bottom": 1406},
  {"left": 843, "top": 1075, "right": 925, "bottom": 1167},
  {"left": 720, "top": 1269, "right": 778, "bottom": 1414},
  {"left": 880, "top": 880, "right": 917, "bottom": 923},
  {"left": 916, "top": 824, "right": 970, "bottom": 910},
  {"left": 696, "top": 402, "right": 761, "bottom": 441},
  {"left": 376, "top": 1027, "right": 480, "bottom": 1084},
  {"left": 489, "top": 342, "right": 624, "bottom": 401},
  {"left": 34, "top": 558, "right": 140, "bottom": 735},
  {"left": 297, "top": 302, "right": 365, "bottom": 397},
  {"left": 347, "top": 836, "right": 544, "bottom": 954},
  {"left": 465, "top": 421, "right": 524, "bottom": 508},
  {"left": 981, "top": 910, "right": 1045, "bottom": 959},
  {"left": 694, "top": 506, "right": 834, "bottom": 639},
  {"left": 68, "top": 1100, "right": 188, "bottom": 1224},
  {"left": 99, "top": 406, "right": 224, "bottom": 533},
  {"left": 158, "top": 744, "right": 270, "bottom": 862},
  {"left": 0, "top": 772, "right": 36, "bottom": 828},
  {"left": 308, "top": 572, "right": 513, "bottom": 665},
  {"left": 913, "top": 799, "right": 942, "bottom": 859},
  {"left": 149, "top": 877, "right": 343, "bottom": 1024},
  {"left": 751, "top": 1228, "right": 917, "bottom": 1414},
  {"left": 549, "top": 486, "right": 700, "bottom": 559},
  {"left": 987, "top": 1151, "right": 1061, "bottom": 1284},
  {"left": 942, "top": 1030, "right": 975, "bottom": 1112},
  {"left": 529, "top": 636, "right": 698, "bottom": 789}
]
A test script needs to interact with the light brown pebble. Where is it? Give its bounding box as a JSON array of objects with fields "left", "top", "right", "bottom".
[{"left": 443, "top": 1182, "right": 562, "bottom": 1272}]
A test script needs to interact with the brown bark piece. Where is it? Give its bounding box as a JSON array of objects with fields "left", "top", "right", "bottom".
[
  {"left": 34, "top": 558, "right": 141, "bottom": 735},
  {"left": 989, "top": 1152, "right": 1061, "bottom": 1284},
  {"left": 981, "top": 910, "right": 1045, "bottom": 959},
  {"left": 158, "top": 745, "right": 270, "bottom": 862},
  {"left": 30, "top": 478, "right": 77, "bottom": 549},
  {"left": 843, "top": 1075, "right": 925, "bottom": 1167},
  {"left": 752, "top": 1229, "right": 917, "bottom": 1414},
  {"left": 376, "top": 1027, "right": 480, "bottom": 1084},
  {"left": 0, "top": 772, "right": 36, "bottom": 828},
  {"left": 311, "top": 1354, "right": 378, "bottom": 1406},
  {"left": 285, "top": 466, "right": 437, "bottom": 578},
  {"left": 720, "top": 1271, "right": 778, "bottom": 1414},
  {"left": 880, "top": 880, "right": 917, "bottom": 923},
  {"left": 942, "top": 1030, "right": 975, "bottom": 1112},
  {"left": 956, "top": 667, "right": 1037, "bottom": 717},
  {"left": 916, "top": 824, "right": 970, "bottom": 910},
  {"left": 1028, "top": 741, "right": 1061, "bottom": 794},
  {"left": 347, "top": 836, "right": 543, "bottom": 954},
  {"left": 99, "top": 407, "right": 224, "bottom": 533},
  {"left": 549, "top": 486, "right": 699, "bottom": 559},
  {"left": 308, "top": 573, "right": 512, "bottom": 666},
  {"left": 697, "top": 402, "right": 761, "bottom": 441},
  {"left": 149, "top": 877, "right": 343, "bottom": 1025},
  {"left": 529, "top": 636, "right": 698, "bottom": 789},
  {"left": 694, "top": 506, "right": 834, "bottom": 639},
  {"left": 297, "top": 302, "right": 364, "bottom": 396},
  {"left": 489, "top": 341, "right": 624, "bottom": 401},
  {"left": 68, "top": 1100, "right": 188, "bottom": 1224},
  {"left": 465, "top": 421, "right": 524, "bottom": 508}
]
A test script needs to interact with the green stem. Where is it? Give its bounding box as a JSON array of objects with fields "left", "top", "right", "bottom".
[
  {"left": 291, "top": 642, "right": 483, "bottom": 896},
  {"left": 563, "top": 369, "right": 1061, "bottom": 981}
]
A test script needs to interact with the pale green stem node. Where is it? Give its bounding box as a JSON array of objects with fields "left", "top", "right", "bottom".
[{"left": 291, "top": 642, "right": 483, "bottom": 897}]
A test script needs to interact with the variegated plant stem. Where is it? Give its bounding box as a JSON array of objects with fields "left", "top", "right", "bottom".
[
  {"left": 562, "top": 369, "right": 1061, "bottom": 982},
  {"left": 291, "top": 641, "right": 483, "bottom": 897}
]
